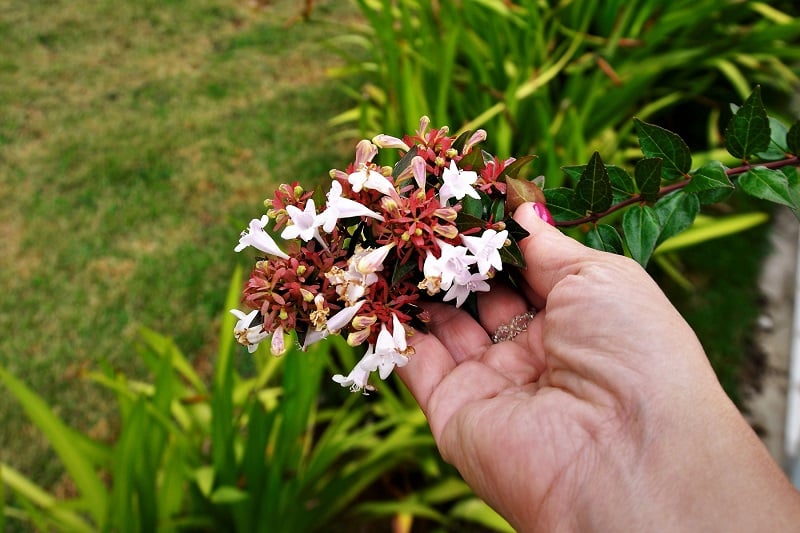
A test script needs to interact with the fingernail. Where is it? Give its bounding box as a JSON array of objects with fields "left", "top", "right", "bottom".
[{"left": 532, "top": 202, "right": 555, "bottom": 226}]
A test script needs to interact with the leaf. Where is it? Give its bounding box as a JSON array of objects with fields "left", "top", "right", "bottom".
[
  {"left": 622, "top": 205, "right": 660, "bottom": 267},
  {"left": 503, "top": 217, "right": 530, "bottom": 242},
  {"left": 787, "top": 119, "right": 800, "bottom": 155},
  {"left": 634, "top": 158, "right": 662, "bottom": 203},
  {"left": 499, "top": 238, "right": 526, "bottom": 268},
  {"left": 634, "top": 118, "right": 692, "bottom": 180},
  {"left": 455, "top": 211, "right": 487, "bottom": 233},
  {"left": 685, "top": 161, "right": 734, "bottom": 205},
  {"left": 505, "top": 176, "right": 545, "bottom": 213},
  {"left": 497, "top": 155, "right": 537, "bottom": 180},
  {"left": 461, "top": 194, "right": 485, "bottom": 218},
  {"left": 724, "top": 85, "right": 770, "bottom": 160},
  {"left": 738, "top": 167, "right": 796, "bottom": 208},
  {"left": 0, "top": 367, "right": 108, "bottom": 528},
  {"left": 585, "top": 224, "right": 624, "bottom": 255},
  {"left": 210, "top": 486, "right": 250, "bottom": 505},
  {"left": 543, "top": 187, "right": 584, "bottom": 222},
  {"left": 756, "top": 117, "right": 788, "bottom": 161},
  {"left": 784, "top": 166, "right": 800, "bottom": 219},
  {"left": 391, "top": 145, "right": 419, "bottom": 180},
  {"left": 653, "top": 191, "right": 700, "bottom": 245},
  {"left": 607, "top": 165, "right": 638, "bottom": 204},
  {"left": 575, "top": 151, "right": 612, "bottom": 214},
  {"left": 655, "top": 212, "right": 769, "bottom": 254}
]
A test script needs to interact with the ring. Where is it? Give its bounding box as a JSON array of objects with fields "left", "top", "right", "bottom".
[{"left": 491, "top": 310, "right": 537, "bottom": 344}]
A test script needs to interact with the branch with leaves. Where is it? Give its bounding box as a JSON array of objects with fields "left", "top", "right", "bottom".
[{"left": 542, "top": 86, "right": 800, "bottom": 266}]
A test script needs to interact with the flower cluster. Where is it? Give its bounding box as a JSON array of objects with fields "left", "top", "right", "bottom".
[{"left": 231, "top": 117, "right": 553, "bottom": 393}]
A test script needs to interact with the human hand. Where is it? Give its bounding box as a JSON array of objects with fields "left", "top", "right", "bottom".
[{"left": 398, "top": 202, "right": 800, "bottom": 532}]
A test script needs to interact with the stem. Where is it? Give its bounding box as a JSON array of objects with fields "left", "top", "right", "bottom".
[{"left": 555, "top": 155, "right": 800, "bottom": 228}]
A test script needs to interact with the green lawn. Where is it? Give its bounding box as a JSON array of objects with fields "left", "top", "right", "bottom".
[{"left": 0, "top": 0, "right": 357, "bottom": 486}]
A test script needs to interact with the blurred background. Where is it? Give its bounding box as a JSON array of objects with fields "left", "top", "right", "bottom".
[{"left": 1, "top": 0, "right": 799, "bottom": 530}]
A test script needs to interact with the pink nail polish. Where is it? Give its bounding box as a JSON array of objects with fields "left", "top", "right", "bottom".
[{"left": 532, "top": 202, "right": 555, "bottom": 226}]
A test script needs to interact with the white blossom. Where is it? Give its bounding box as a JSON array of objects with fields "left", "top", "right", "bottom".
[
  {"left": 230, "top": 309, "right": 270, "bottom": 353},
  {"left": 318, "top": 180, "right": 384, "bottom": 233},
  {"left": 332, "top": 352, "right": 375, "bottom": 394},
  {"left": 235, "top": 216, "right": 289, "bottom": 259},
  {"left": 280, "top": 199, "right": 325, "bottom": 245},
  {"left": 443, "top": 270, "right": 490, "bottom": 308},
  {"left": 438, "top": 160, "right": 480, "bottom": 205},
  {"left": 462, "top": 228, "right": 508, "bottom": 275},
  {"left": 359, "top": 314, "right": 412, "bottom": 380}
]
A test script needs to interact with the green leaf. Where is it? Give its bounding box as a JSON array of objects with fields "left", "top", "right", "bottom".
[
  {"left": 455, "top": 211, "right": 487, "bottom": 233},
  {"left": 634, "top": 119, "right": 692, "bottom": 180},
  {"left": 738, "top": 167, "right": 796, "bottom": 208},
  {"left": 585, "top": 224, "right": 624, "bottom": 255},
  {"left": 655, "top": 212, "right": 769, "bottom": 254},
  {"left": 450, "top": 498, "right": 514, "bottom": 533},
  {"left": 575, "top": 151, "right": 612, "bottom": 214},
  {"left": 391, "top": 145, "right": 419, "bottom": 180},
  {"left": 634, "top": 158, "right": 662, "bottom": 203},
  {"left": 787, "top": 120, "right": 800, "bottom": 155},
  {"left": 608, "top": 165, "right": 637, "bottom": 204},
  {"left": 756, "top": 117, "right": 788, "bottom": 161},
  {"left": 653, "top": 191, "right": 700, "bottom": 245},
  {"left": 622, "top": 205, "right": 660, "bottom": 267},
  {"left": 724, "top": 86, "right": 770, "bottom": 160},
  {"left": 543, "top": 187, "right": 584, "bottom": 222},
  {"left": 0, "top": 367, "right": 108, "bottom": 528},
  {"left": 461, "top": 194, "right": 485, "bottom": 218},
  {"left": 784, "top": 166, "right": 800, "bottom": 219},
  {"left": 686, "top": 161, "right": 734, "bottom": 205},
  {"left": 210, "top": 486, "right": 250, "bottom": 505},
  {"left": 499, "top": 237, "right": 526, "bottom": 268}
]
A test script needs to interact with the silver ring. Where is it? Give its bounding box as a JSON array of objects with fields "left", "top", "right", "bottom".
[{"left": 491, "top": 310, "right": 537, "bottom": 343}]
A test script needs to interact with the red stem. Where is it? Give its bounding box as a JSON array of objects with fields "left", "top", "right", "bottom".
[{"left": 555, "top": 155, "right": 800, "bottom": 228}]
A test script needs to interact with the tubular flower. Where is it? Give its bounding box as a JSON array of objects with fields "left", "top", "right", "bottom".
[{"left": 235, "top": 216, "right": 289, "bottom": 259}]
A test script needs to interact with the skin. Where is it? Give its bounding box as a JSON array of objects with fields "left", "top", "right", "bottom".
[{"left": 398, "top": 202, "right": 800, "bottom": 532}]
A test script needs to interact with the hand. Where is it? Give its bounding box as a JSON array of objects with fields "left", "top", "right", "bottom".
[{"left": 398, "top": 202, "right": 800, "bottom": 532}]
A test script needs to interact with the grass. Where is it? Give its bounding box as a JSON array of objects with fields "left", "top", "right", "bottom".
[{"left": 0, "top": 0, "right": 358, "bottom": 486}]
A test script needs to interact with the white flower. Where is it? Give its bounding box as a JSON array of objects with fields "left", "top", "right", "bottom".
[
  {"left": 434, "top": 241, "right": 477, "bottom": 290},
  {"left": 443, "top": 270, "right": 490, "bottom": 307},
  {"left": 332, "top": 352, "right": 375, "bottom": 394},
  {"left": 348, "top": 167, "right": 395, "bottom": 196},
  {"left": 280, "top": 199, "right": 325, "bottom": 245},
  {"left": 235, "top": 216, "right": 289, "bottom": 259},
  {"left": 303, "top": 300, "right": 366, "bottom": 349},
  {"left": 462, "top": 228, "right": 508, "bottom": 275},
  {"left": 439, "top": 160, "right": 480, "bottom": 205},
  {"left": 230, "top": 309, "right": 270, "bottom": 353},
  {"left": 319, "top": 180, "right": 384, "bottom": 233},
  {"left": 359, "top": 314, "right": 412, "bottom": 380}
]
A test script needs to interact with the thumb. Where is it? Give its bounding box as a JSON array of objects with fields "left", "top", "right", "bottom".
[{"left": 513, "top": 202, "right": 602, "bottom": 300}]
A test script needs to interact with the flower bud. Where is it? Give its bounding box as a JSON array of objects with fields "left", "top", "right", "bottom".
[
  {"left": 293, "top": 185, "right": 304, "bottom": 199},
  {"left": 445, "top": 148, "right": 458, "bottom": 158},
  {"left": 463, "top": 129, "right": 487, "bottom": 154},
  {"left": 434, "top": 156, "right": 446, "bottom": 167},
  {"left": 271, "top": 326, "right": 288, "bottom": 356},
  {"left": 434, "top": 207, "right": 458, "bottom": 221},
  {"left": 373, "top": 134, "right": 411, "bottom": 151},
  {"left": 347, "top": 328, "right": 372, "bottom": 347},
  {"left": 351, "top": 314, "right": 378, "bottom": 330},
  {"left": 380, "top": 165, "right": 393, "bottom": 176},
  {"left": 300, "top": 288, "right": 315, "bottom": 302},
  {"left": 433, "top": 224, "right": 459, "bottom": 239}
]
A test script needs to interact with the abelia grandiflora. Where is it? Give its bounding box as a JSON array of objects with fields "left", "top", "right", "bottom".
[{"left": 232, "top": 117, "right": 553, "bottom": 393}]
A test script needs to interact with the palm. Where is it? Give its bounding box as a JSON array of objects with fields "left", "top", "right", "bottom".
[{"left": 402, "top": 295, "right": 636, "bottom": 531}]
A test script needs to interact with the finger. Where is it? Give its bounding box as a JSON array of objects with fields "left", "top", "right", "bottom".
[
  {"left": 399, "top": 303, "right": 489, "bottom": 411},
  {"left": 513, "top": 202, "right": 602, "bottom": 300},
  {"left": 477, "top": 280, "right": 531, "bottom": 335}
]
